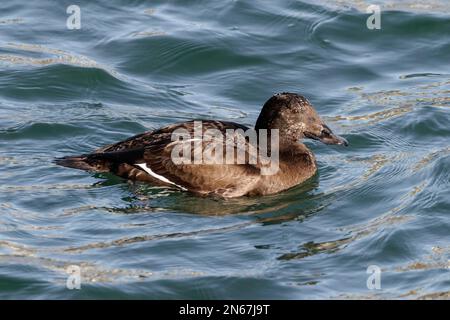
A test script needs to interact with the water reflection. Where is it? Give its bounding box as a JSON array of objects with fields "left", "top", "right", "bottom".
[{"left": 88, "top": 173, "right": 322, "bottom": 217}]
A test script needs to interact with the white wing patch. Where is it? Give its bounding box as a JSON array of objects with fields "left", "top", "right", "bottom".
[{"left": 136, "top": 163, "right": 187, "bottom": 191}]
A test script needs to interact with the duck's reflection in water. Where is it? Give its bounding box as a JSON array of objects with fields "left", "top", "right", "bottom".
[
  {"left": 129, "top": 175, "right": 321, "bottom": 218},
  {"left": 90, "top": 172, "right": 325, "bottom": 223},
  {"left": 62, "top": 175, "right": 332, "bottom": 254}
]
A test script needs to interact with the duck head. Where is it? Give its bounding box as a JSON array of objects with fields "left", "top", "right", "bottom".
[{"left": 255, "top": 92, "right": 348, "bottom": 146}]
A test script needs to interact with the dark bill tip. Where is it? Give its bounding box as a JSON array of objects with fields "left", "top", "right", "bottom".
[
  {"left": 305, "top": 131, "right": 349, "bottom": 147},
  {"left": 332, "top": 135, "right": 349, "bottom": 146},
  {"left": 322, "top": 134, "right": 348, "bottom": 146}
]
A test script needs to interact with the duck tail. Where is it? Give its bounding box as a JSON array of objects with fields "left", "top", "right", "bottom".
[{"left": 54, "top": 154, "right": 110, "bottom": 172}]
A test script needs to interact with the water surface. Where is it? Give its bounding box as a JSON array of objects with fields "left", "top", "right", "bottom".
[{"left": 0, "top": 0, "right": 449, "bottom": 299}]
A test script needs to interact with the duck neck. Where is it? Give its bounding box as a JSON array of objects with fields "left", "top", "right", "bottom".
[
  {"left": 255, "top": 140, "right": 316, "bottom": 195},
  {"left": 280, "top": 140, "right": 315, "bottom": 162}
]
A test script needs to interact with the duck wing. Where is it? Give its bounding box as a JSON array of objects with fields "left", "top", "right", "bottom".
[{"left": 56, "top": 120, "right": 263, "bottom": 196}]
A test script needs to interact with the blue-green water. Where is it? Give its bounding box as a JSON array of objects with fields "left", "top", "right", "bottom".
[{"left": 0, "top": 0, "right": 449, "bottom": 299}]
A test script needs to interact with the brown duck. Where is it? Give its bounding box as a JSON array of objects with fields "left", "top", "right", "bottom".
[{"left": 55, "top": 92, "right": 348, "bottom": 198}]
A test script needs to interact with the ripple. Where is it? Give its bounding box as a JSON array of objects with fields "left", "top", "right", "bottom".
[
  {"left": 341, "top": 81, "right": 450, "bottom": 133},
  {"left": 278, "top": 211, "right": 414, "bottom": 261},
  {"left": 278, "top": 237, "right": 352, "bottom": 260},
  {"left": 0, "top": 122, "right": 89, "bottom": 140},
  {"left": 413, "top": 147, "right": 450, "bottom": 172},
  {"left": 0, "top": 18, "right": 23, "bottom": 25},
  {"left": 1, "top": 0, "right": 449, "bottom": 299},
  {"left": 0, "top": 43, "right": 108, "bottom": 71},
  {"left": 0, "top": 253, "right": 154, "bottom": 284},
  {"left": 400, "top": 73, "right": 446, "bottom": 79},
  {"left": 318, "top": 0, "right": 450, "bottom": 13},
  {"left": 63, "top": 221, "right": 255, "bottom": 253}
]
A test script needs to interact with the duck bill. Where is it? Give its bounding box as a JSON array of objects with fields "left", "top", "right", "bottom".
[
  {"left": 320, "top": 133, "right": 348, "bottom": 146},
  {"left": 305, "top": 131, "right": 349, "bottom": 146}
]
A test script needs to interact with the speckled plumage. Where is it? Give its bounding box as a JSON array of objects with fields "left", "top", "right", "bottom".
[{"left": 55, "top": 93, "right": 348, "bottom": 198}]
